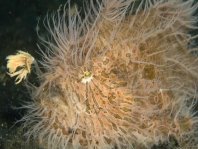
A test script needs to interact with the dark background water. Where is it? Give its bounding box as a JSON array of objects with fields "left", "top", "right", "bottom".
[{"left": 0, "top": 0, "right": 198, "bottom": 149}]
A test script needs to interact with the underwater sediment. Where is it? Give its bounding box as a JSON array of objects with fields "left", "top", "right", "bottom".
[{"left": 16, "top": 0, "right": 198, "bottom": 148}]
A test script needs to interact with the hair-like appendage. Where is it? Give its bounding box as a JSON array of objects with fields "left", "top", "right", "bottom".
[{"left": 20, "top": 0, "right": 198, "bottom": 148}]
